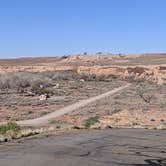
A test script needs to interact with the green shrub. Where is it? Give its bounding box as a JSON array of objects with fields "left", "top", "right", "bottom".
[
  {"left": 84, "top": 117, "right": 99, "bottom": 128},
  {"left": 72, "top": 126, "right": 81, "bottom": 129},
  {"left": 0, "top": 122, "right": 20, "bottom": 135}
]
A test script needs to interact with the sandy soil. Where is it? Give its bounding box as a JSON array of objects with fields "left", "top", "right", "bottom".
[
  {"left": 0, "top": 79, "right": 124, "bottom": 122},
  {"left": 17, "top": 84, "right": 130, "bottom": 126},
  {"left": 56, "top": 82, "right": 166, "bottom": 129}
]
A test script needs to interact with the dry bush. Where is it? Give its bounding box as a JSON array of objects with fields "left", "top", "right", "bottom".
[
  {"left": 31, "top": 78, "right": 53, "bottom": 96},
  {"left": 82, "top": 74, "right": 97, "bottom": 81},
  {"left": 0, "top": 71, "right": 79, "bottom": 95},
  {"left": 0, "top": 74, "right": 10, "bottom": 92},
  {"left": 51, "top": 71, "right": 78, "bottom": 81},
  {"left": 136, "top": 83, "right": 154, "bottom": 103},
  {"left": 10, "top": 73, "right": 31, "bottom": 93},
  {"left": 34, "top": 71, "right": 78, "bottom": 81},
  {"left": 79, "top": 74, "right": 114, "bottom": 82},
  {"left": 0, "top": 72, "right": 53, "bottom": 94},
  {"left": 0, "top": 72, "right": 32, "bottom": 92}
]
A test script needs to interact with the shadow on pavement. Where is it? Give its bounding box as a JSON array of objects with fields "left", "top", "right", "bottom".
[{"left": 133, "top": 159, "right": 166, "bottom": 166}]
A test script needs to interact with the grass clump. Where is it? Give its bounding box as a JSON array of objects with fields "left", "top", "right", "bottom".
[
  {"left": 84, "top": 117, "right": 99, "bottom": 129},
  {"left": 0, "top": 122, "right": 20, "bottom": 135}
]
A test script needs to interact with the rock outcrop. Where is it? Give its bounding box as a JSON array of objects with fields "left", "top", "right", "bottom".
[
  {"left": 0, "top": 55, "right": 165, "bottom": 85},
  {"left": 0, "top": 65, "right": 75, "bottom": 73},
  {"left": 77, "top": 65, "right": 166, "bottom": 85}
]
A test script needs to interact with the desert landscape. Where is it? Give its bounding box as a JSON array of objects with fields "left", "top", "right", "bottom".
[
  {"left": 0, "top": 54, "right": 165, "bottom": 130},
  {"left": 1, "top": 1, "right": 166, "bottom": 165},
  {"left": 0, "top": 54, "right": 165, "bottom": 166}
]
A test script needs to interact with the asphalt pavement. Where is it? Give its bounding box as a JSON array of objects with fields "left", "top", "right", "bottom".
[{"left": 0, "top": 129, "right": 166, "bottom": 166}]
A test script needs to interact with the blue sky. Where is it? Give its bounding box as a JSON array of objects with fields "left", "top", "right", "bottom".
[{"left": 0, "top": 0, "right": 166, "bottom": 58}]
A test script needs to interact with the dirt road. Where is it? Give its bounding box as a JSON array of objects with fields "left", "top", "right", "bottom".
[
  {"left": 17, "top": 84, "right": 130, "bottom": 126},
  {"left": 0, "top": 129, "right": 166, "bottom": 166}
]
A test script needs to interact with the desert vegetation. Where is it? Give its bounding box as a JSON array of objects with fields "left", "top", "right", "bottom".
[
  {"left": 0, "top": 71, "right": 117, "bottom": 95},
  {"left": 0, "top": 122, "right": 54, "bottom": 142},
  {"left": 0, "top": 70, "right": 124, "bottom": 123},
  {"left": 0, "top": 54, "right": 165, "bottom": 143},
  {"left": 0, "top": 71, "right": 77, "bottom": 95},
  {"left": 56, "top": 79, "right": 166, "bottom": 129},
  {"left": 83, "top": 116, "right": 99, "bottom": 128},
  {"left": 0, "top": 122, "right": 20, "bottom": 135}
]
